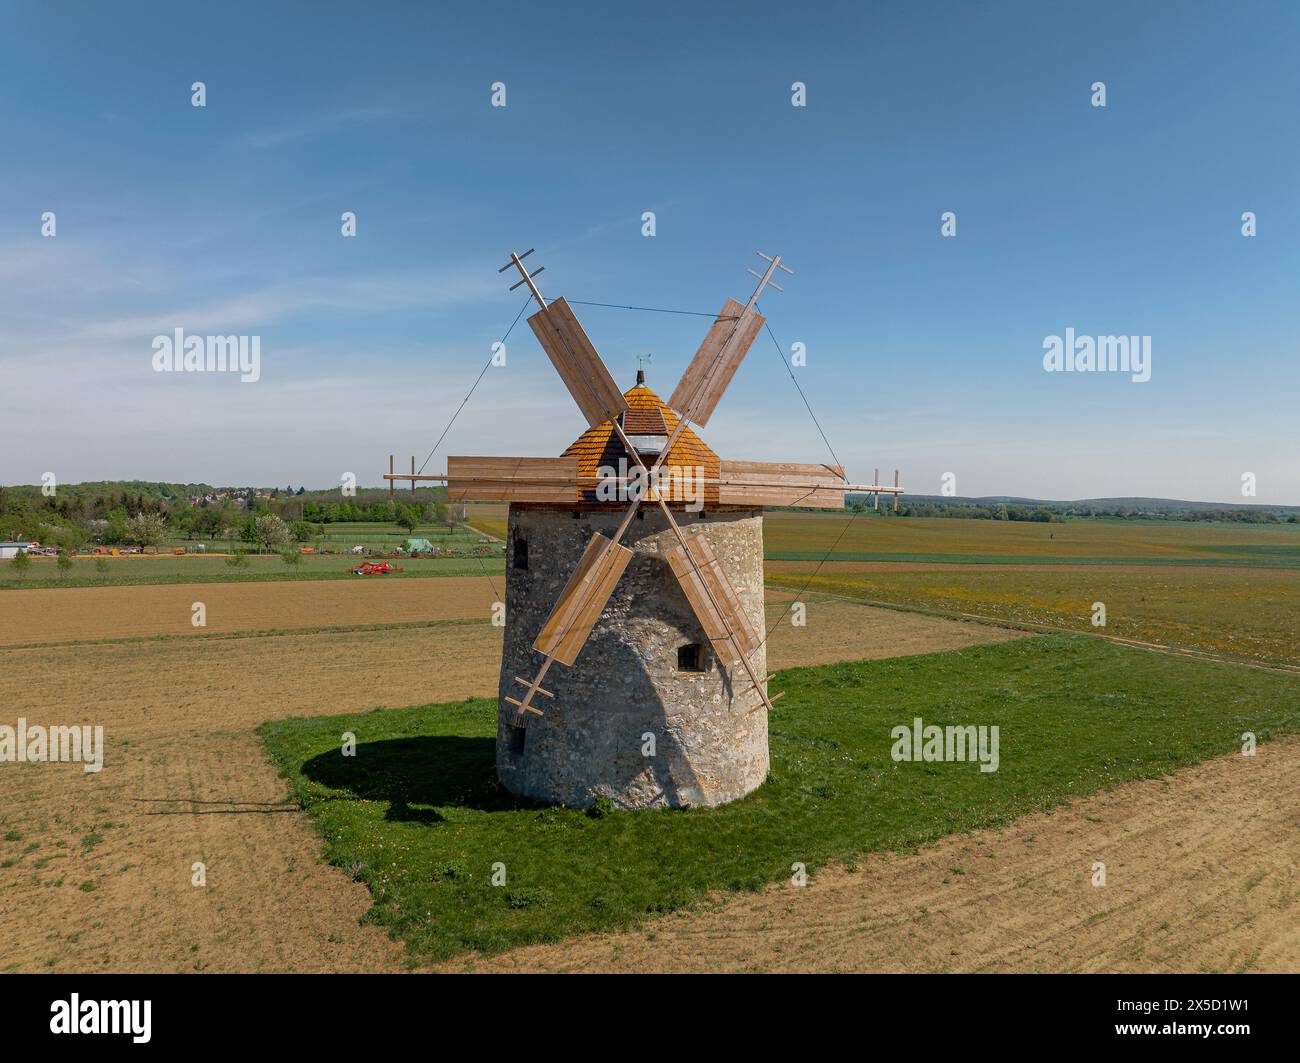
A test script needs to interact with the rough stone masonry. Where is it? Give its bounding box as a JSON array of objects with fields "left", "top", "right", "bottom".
[{"left": 495, "top": 504, "right": 769, "bottom": 809}]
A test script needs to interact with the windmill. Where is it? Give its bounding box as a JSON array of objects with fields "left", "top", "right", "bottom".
[{"left": 386, "top": 250, "right": 901, "bottom": 808}]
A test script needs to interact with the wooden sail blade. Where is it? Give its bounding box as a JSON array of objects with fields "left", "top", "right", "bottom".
[
  {"left": 446, "top": 456, "right": 580, "bottom": 502},
  {"left": 717, "top": 460, "right": 847, "bottom": 509},
  {"left": 663, "top": 531, "right": 762, "bottom": 665},
  {"left": 533, "top": 532, "right": 633, "bottom": 667},
  {"left": 528, "top": 296, "right": 631, "bottom": 427},
  {"left": 667, "top": 298, "right": 766, "bottom": 426}
]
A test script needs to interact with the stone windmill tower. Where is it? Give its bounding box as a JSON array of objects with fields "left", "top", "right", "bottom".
[{"left": 400, "top": 250, "right": 885, "bottom": 809}]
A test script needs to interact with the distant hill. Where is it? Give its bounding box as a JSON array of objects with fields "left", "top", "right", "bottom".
[
  {"left": 1, "top": 480, "right": 219, "bottom": 502},
  {"left": 846, "top": 493, "right": 1300, "bottom": 522},
  {"left": 902, "top": 495, "right": 1300, "bottom": 515}
]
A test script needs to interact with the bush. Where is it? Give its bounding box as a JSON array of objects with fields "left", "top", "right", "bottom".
[
  {"left": 224, "top": 552, "right": 250, "bottom": 569},
  {"left": 506, "top": 887, "right": 546, "bottom": 909},
  {"left": 95, "top": 558, "right": 110, "bottom": 574},
  {"left": 10, "top": 550, "right": 31, "bottom": 579},
  {"left": 281, "top": 550, "right": 303, "bottom": 566}
]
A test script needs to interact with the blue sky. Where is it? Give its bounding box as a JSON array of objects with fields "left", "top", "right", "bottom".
[{"left": 1, "top": 1, "right": 1296, "bottom": 503}]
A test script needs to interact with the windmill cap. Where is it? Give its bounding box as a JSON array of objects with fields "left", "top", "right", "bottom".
[
  {"left": 636, "top": 369, "right": 645, "bottom": 385},
  {"left": 561, "top": 382, "right": 720, "bottom": 505}
]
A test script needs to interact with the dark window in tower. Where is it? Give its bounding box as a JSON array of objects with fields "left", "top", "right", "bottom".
[
  {"left": 513, "top": 537, "right": 529, "bottom": 570},
  {"left": 509, "top": 724, "right": 527, "bottom": 756},
  {"left": 677, "top": 643, "right": 704, "bottom": 673}
]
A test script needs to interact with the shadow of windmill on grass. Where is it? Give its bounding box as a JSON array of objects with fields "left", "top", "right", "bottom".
[{"left": 299, "top": 735, "right": 545, "bottom": 823}]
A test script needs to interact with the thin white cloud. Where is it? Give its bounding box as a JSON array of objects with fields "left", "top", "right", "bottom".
[
  {"left": 73, "top": 270, "right": 501, "bottom": 342},
  {"left": 236, "top": 107, "right": 398, "bottom": 150}
]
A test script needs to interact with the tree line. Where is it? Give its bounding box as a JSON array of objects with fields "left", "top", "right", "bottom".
[{"left": 0, "top": 485, "right": 452, "bottom": 551}]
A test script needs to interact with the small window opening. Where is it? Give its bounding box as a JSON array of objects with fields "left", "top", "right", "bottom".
[
  {"left": 513, "top": 537, "right": 529, "bottom": 570},
  {"left": 509, "top": 724, "right": 527, "bottom": 756},
  {"left": 677, "top": 643, "right": 704, "bottom": 672}
]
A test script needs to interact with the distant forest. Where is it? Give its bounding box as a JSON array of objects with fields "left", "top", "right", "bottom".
[{"left": 0, "top": 481, "right": 451, "bottom": 549}]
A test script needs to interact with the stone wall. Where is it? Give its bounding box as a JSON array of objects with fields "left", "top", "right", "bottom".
[{"left": 496, "top": 505, "right": 769, "bottom": 809}]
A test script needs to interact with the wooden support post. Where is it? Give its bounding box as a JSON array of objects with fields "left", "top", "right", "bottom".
[
  {"left": 389, "top": 455, "right": 394, "bottom": 500},
  {"left": 411, "top": 456, "right": 416, "bottom": 498},
  {"left": 893, "top": 469, "right": 900, "bottom": 512},
  {"left": 873, "top": 467, "right": 879, "bottom": 510}
]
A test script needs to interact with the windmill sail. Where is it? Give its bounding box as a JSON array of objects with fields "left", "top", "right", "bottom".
[
  {"left": 663, "top": 531, "right": 762, "bottom": 665},
  {"left": 668, "top": 298, "right": 766, "bottom": 426},
  {"left": 528, "top": 297, "right": 631, "bottom": 427},
  {"left": 446, "top": 456, "right": 581, "bottom": 502},
  {"left": 717, "top": 460, "right": 847, "bottom": 508},
  {"left": 532, "top": 532, "right": 634, "bottom": 666}
]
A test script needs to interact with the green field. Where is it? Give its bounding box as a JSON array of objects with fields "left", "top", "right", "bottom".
[
  {"left": 260, "top": 636, "right": 1300, "bottom": 964},
  {"left": 0, "top": 552, "right": 505, "bottom": 591},
  {"left": 465, "top": 503, "right": 509, "bottom": 541},
  {"left": 762, "top": 511, "right": 1300, "bottom": 568}
]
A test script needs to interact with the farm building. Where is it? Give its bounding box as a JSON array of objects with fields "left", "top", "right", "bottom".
[{"left": 0, "top": 541, "right": 37, "bottom": 559}]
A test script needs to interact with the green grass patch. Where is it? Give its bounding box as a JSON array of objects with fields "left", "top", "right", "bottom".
[
  {"left": 1, "top": 554, "right": 504, "bottom": 591},
  {"left": 258, "top": 636, "right": 1300, "bottom": 964},
  {"left": 766, "top": 549, "right": 1300, "bottom": 568}
]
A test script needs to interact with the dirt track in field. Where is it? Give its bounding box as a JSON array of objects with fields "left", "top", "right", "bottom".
[
  {"left": 0, "top": 578, "right": 500, "bottom": 646},
  {"left": 446, "top": 737, "right": 1300, "bottom": 973},
  {"left": 0, "top": 583, "right": 1025, "bottom": 973}
]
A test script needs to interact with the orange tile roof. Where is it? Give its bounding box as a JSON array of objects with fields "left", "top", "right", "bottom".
[{"left": 562, "top": 384, "right": 720, "bottom": 505}]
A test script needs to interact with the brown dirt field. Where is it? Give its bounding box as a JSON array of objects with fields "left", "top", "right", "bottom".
[
  {"left": 0, "top": 623, "right": 503, "bottom": 973},
  {"left": 444, "top": 736, "right": 1300, "bottom": 973},
  {"left": 0, "top": 577, "right": 500, "bottom": 647},
  {"left": 761, "top": 595, "right": 1032, "bottom": 668}
]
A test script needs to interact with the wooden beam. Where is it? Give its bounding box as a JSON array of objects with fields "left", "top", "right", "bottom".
[
  {"left": 503, "top": 696, "right": 545, "bottom": 717},
  {"left": 383, "top": 469, "right": 900, "bottom": 496},
  {"left": 512, "top": 677, "right": 553, "bottom": 699}
]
